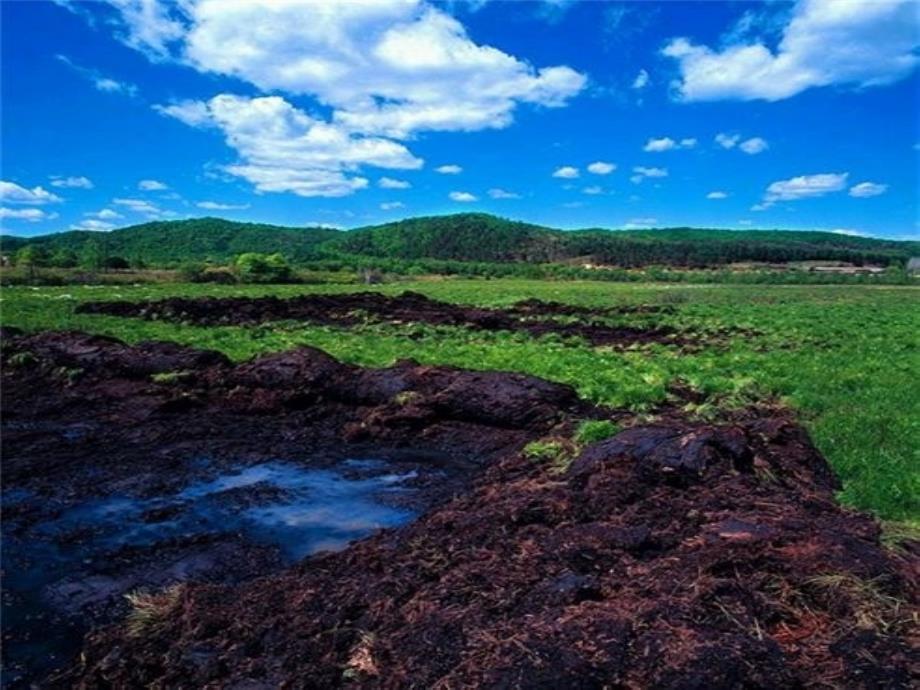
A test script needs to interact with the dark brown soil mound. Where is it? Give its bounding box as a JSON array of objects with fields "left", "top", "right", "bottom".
[
  {"left": 2, "top": 330, "right": 916, "bottom": 688},
  {"left": 75, "top": 291, "right": 687, "bottom": 347},
  {"left": 63, "top": 412, "right": 919, "bottom": 689},
  {"left": 2, "top": 329, "right": 585, "bottom": 686}
]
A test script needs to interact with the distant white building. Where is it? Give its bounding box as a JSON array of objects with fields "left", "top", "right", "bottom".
[{"left": 907, "top": 257, "right": 920, "bottom": 275}]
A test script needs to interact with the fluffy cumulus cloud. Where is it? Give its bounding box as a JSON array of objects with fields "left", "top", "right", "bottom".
[
  {"left": 755, "top": 172, "right": 848, "bottom": 209},
  {"left": 707, "top": 191, "right": 728, "bottom": 199},
  {"left": 488, "top": 188, "right": 520, "bottom": 199},
  {"left": 587, "top": 161, "right": 616, "bottom": 175},
  {"left": 715, "top": 133, "right": 768, "bottom": 154},
  {"left": 0, "top": 207, "right": 57, "bottom": 222},
  {"left": 582, "top": 185, "right": 604, "bottom": 195},
  {"left": 380, "top": 201, "right": 405, "bottom": 210},
  {"left": 643, "top": 137, "right": 696, "bottom": 152},
  {"left": 663, "top": 0, "right": 919, "bottom": 102},
  {"left": 378, "top": 177, "right": 411, "bottom": 189},
  {"left": 196, "top": 201, "right": 250, "bottom": 210},
  {"left": 157, "top": 94, "right": 422, "bottom": 197},
  {"left": 715, "top": 133, "right": 741, "bottom": 149},
  {"left": 435, "top": 164, "right": 462, "bottom": 174},
  {"left": 449, "top": 191, "right": 477, "bottom": 202},
  {"left": 552, "top": 166, "right": 579, "bottom": 179},
  {"left": 138, "top": 179, "right": 168, "bottom": 190},
  {"left": 109, "top": 0, "right": 585, "bottom": 197},
  {"left": 739, "top": 137, "right": 768, "bottom": 154},
  {"left": 0, "top": 181, "right": 63, "bottom": 205},
  {"left": 50, "top": 175, "right": 94, "bottom": 189},
  {"left": 849, "top": 181, "right": 888, "bottom": 198}
]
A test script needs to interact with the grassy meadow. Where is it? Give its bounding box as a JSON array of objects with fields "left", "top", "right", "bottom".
[{"left": 1, "top": 279, "right": 917, "bottom": 525}]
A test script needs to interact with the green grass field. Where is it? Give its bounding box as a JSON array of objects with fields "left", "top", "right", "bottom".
[{"left": 2, "top": 280, "right": 917, "bottom": 524}]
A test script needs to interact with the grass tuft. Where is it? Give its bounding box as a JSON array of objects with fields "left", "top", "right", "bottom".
[
  {"left": 573, "top": 419, "right": 621, "bottom": 445},
  {"left": 123, "top": 584, "right": 184, "bottom": 638}
]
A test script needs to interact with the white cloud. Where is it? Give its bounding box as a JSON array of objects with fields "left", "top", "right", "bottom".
[
  {"left": 304, "top": 221, "right": 343, "bottom": 229},
  {"left": 739, "top": 137, "right": 768, "bottom": 154},
  {"left": 0, "top": 181, "right": 63, "bottom": 205},
  {"left": 830, "top": 228, "right": 868, "bottom": 237},
  {"left": 738, "top": 219, "right": 753, "bottom": 226},
  {"left": 631, "top": 69, "right": 649, "bottom": 89},
  {"left": 587, "top": 161, "right": 616, "bottom": 175},
  {"left": 110, "top": 0, "right": 584, "bottom": 187},
  {"left": 643, "top": 136, "right": 695, "bottom": 152},
  {"left": 449, "top": 191, "right": 477, "bottom": 202},
  {"left": 582, "top": 185, "right": 604, "bottom": 195},
  {"left": 630, "top": 166, "right": 668, "bottom": 184},
  {"left": 378, "top": 177, "right": 411, "bottom": 189},
  {"left": 50, "top": 175, "right": 94, "bottom": 189},
  {"left": 113, "top": 1, "right": 585, "bottom": 198},
  {"left": 55, "top": 54, "right": 139, "bottom": 96},
  {"left": 715, "top": 132, "right": 741, "bottom": 149},
  {"left": 87, "top": 208, "right": 123, "bottom": 219},
  {"left": 172, "top": 1, "right": 584, "bottom": 136},
  {"left": 0, "top": 207, "right": 57, "bottom": 222},
  {"left": 435, "top": 164, "right": 462, "bottom": 174},
  {"left": 849, "top": 181, "right": 888, "bottom": 198},
  {"left": 113, "top": 197, "right": 165, "bottom": 216},
  {"left": 552, "top": 165, "right": 579, "bottom": 178},
  {"left": 157, "top": 94, "right": 422, "bottom": 197},
  {"left": 707, "top": 191, "right": 728, "bottom": 199},
  {"left": 154, "top": 100, "right": 212, "bottom": 127},
  {"left": 758, "top": 172, "right": 849, "bottom": 208},
  {"left": 624, "top": 217, "right": 658, "bottom": 228},
  {"left": 488, "top": 188, "right": 521, "bottom": 199},
  {"left": 663, "top": 0, "right": 919, "bottom": 102},
  {"left": 196, "top": 201, "right": 251, "bottom": 210},
  {"left": 138, "top": 179, "right": 169, "bottom": 191},
  {"left": 380, "top": 201, "right": 405, "bottom": 210},
  {"left": 70, "top": 218, "right": 116, "bottom": 231},
  {"left": 644, "top": 137, "right": 676, "bottom": 152},
  {"left": 103, "top": 0, "right": 186, "bottom": 60}
]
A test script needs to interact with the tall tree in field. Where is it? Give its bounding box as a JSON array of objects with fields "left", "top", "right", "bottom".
[{"left": 15, "top": 245, "right": 49, "bottom": 282}]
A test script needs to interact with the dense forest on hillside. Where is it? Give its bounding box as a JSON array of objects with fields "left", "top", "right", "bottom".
[
  {"left": 0, "top": 218, "right": 340, "bottom": 265},
  {"left": 2, "top": 213, "right": 916, "bottom": 269}
]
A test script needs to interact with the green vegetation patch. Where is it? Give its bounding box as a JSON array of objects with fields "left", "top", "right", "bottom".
[{"left": 1, "top": 280, "right": 917, "bottom": 523}]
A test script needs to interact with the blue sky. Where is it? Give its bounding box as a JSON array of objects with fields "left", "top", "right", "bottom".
[{"left": 1, "top": 0, "right": 918, "bottom": 239}]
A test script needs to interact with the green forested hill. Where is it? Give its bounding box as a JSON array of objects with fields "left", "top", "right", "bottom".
[
  {"left": 0, "top": 218, "right": 340, "bottom": 264},
  {"left": 2, "top": 213, "right": 916, "bottom": 268}
]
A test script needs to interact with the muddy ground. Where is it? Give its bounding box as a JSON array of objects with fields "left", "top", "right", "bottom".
[
  {"left": 1, "top": 328, "right": 917, "bottom": 688},
  {"left": 76, "top": 291, "right": 704, "bottom": 348}
]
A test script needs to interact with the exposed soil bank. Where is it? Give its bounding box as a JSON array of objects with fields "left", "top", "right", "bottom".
[
  {"left": 76, "top": 291, "right": 690, "bottom": 347},
  {"left": 2, "top": 327, "right": 582, "bottom": 687},
  {"left": 2, "top": 329, "right": 916, "bottom": 688}
]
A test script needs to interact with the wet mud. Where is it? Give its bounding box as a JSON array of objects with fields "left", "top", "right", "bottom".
[
  {"left": 1, "top": 328, "right": 917, "bottom": 688},
  {"left": 76, "top": 291, "right": 692, "bottom": 347}
]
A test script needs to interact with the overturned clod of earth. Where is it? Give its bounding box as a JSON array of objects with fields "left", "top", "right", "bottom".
[
  {"left": 2, "top": 330, "right": 917, "bottom": 689},
  {"left": 75, "top": 291, "right": 697, "bottom": 347}
]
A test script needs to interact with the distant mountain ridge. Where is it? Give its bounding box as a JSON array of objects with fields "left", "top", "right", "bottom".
[{"left": 2, "top": 213, "right": 916, "bottom": 267}]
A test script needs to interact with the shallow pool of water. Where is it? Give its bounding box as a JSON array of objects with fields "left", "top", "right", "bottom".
[{"left": 1, "top": 457, "right": 424, "bottom": 687}]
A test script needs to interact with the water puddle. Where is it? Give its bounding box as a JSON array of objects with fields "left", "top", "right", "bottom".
[{"left": 1, "top": 457, "right": 426, "bottom": 687}]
